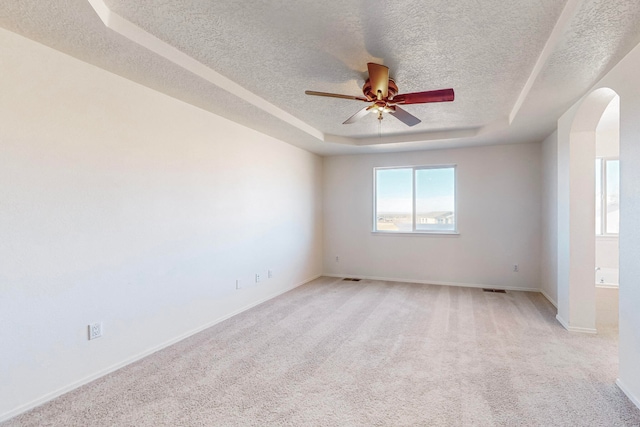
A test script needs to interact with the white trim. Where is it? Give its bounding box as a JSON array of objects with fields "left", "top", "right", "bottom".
[
  {"left": 555, "top": 313, "right": 570, "bottom": 330},
  {"left": 324, "top": 128, "right": 479, "bottom": 146},
  {"left": 616, "top": 378, "right": 640, "bottom": 410},
  {"left": 555, "top": 314, "right": 597, "bottom": 334},
  {"left": 0, "top": 274, "right": 320, "bottom": 423},
  {"left": 596, "top": 283, "right": 619, "bottom": 289},
  {"left": 595, "top": 235, "right": 619, "bottom": 240},
  {"left": 323, "top": 274, "right": 540, "bottom": 292},
  {"left": 372, "top": 231, "right": 460, "bottom": 236},
  {"left": 540, "top": 289, "right": 558, "bottom": 308}
]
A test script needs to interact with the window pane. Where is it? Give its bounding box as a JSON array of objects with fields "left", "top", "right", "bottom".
[
  {"left": 595, "top": 159, "right": 602, "bottom": 235},
  {"left": 415, "top": 167, "right": 455, "bottom": 231},
  {"left": 376, "top": 168, "right": 413, "bottom": 232},
  {"left": 606, "top": 159, "right": 620, "bottom": 234}
]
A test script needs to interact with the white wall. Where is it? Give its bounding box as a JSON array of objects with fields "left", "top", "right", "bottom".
[
  {"left": 556, "top": 40, "right": 640, "bottom": 408},
  {"left": 596, "top": 129, "right": 620, "bottom": 158},
  {"left": 596, "top": 287, "right": 619, "bottom": 328},
  {"left": 0, "top": 28, "right": 323, "bottom": 420},
  {"left": 541, "top": 131, "right": 558, "bottom": 305},
  {"left": 596, "top": 238, "right": 619, "bottom": 270},
  {"left": 616, "top": 48, "right": 640, "bottom": 410},
  {"left": 323, "top": 143, "right": 542, "bottom": 290}
]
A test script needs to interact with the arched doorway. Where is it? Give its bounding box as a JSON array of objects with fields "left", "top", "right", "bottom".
[
  {"left": 557, "top": 87, "right": 619, "bottom": 332},
  {"left": 594, "top": 96, "right": 620, "bottom": 330}
]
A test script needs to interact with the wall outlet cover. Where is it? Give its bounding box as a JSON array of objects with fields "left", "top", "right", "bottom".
[{"left": 88, "top": 322, "right": 103, "bottom": 340}]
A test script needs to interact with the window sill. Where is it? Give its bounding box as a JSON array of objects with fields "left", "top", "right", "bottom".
[
  {"left": 372, "top": 230, "right": 460, "bottom": 236},
  {"left": 596, "top": 234, "right": 619, "bottom": 240},
  {"left": 596, "top": 283, "right": 619, "bottom": 289}
]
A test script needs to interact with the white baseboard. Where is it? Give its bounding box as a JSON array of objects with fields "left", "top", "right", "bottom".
[
  {"left": 539, "top": 289, "right": 558, "bottom": 308},
  {"left": 323, "top": 273, "right": 541, "bottom": 292},
  {"left": 555, "top": 313, "right": 570, "bottom": 330},
  {"left": 616, "top": 378, "right": 640, "bottom": 410},
  {"left": 0, "top": 274, "right": 320, "bottom": 423},
  {"left": 555, "top": 314, "right": 597, "bottom": 334}
]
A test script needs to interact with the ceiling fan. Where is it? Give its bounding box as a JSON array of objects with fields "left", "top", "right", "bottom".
[{"left": 305, "top": 63, "right": 454, "bottom": 127}]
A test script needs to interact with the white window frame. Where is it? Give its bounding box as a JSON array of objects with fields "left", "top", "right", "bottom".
[
  {"left": 596, "top": 156, "right": 619, "bottom": 236},
  {"left": 373, "top": 165, "right": 458, "bottom": 235}
]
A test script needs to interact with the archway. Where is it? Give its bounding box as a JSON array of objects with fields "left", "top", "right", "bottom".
[
  {"left": 557, "top": 87, "right": 619, "bottom": 332},
  {"left": 594, "top": 96, "right": 620, "bottom": 330}
]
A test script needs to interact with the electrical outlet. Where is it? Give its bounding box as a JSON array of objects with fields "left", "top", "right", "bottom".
[
  {"left": 88, "top": 322, "right": 103, "bottom": 340},
  {"left": 256, "top": 273, "right": 261, "bottom": 283},
  {"left": 236, "top": 279, "right": 241, "bottom": 290},
  {"left": 268, "top": 270, "right": 273, "bottom": 279},
  {"left": 335, "top": 256, "right": 339, "bottom": 262},
  {"left": 513, "top": 264, "right": 519, "bottom": 272}
]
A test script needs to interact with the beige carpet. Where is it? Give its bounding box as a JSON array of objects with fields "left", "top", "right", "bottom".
[{"left": 4, "top": 277, "right": 640, "bottom": 426}]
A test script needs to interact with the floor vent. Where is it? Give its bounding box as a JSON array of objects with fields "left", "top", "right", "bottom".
[
  {"left": 343, "top": 278, "right": 361, "bottom": 282},
  {"left": 482, "top": 288, "right": 506, "bottom": 293}
]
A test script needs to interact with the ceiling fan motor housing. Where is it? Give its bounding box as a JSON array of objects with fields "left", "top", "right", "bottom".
[{"left": 363, "top": 79, "right": 398, "bottom": 101}]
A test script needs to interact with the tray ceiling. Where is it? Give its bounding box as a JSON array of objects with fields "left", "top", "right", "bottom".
[{"left": 1, "top": 0, "right": 639, "bottom": 155}]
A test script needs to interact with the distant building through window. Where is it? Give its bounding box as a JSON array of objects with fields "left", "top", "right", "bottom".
[{"left": 374, "top": 165, "right": 456, "bottom": 233}]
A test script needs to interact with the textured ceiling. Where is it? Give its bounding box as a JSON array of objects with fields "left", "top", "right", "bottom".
[
  {"left": 515, "top": 0, "right": 640, "bottom": 132},
  {"left": 1, "top": 0, "right": 640, "bottom": 155},
  {"left": 102, "top": 0, "right": 565, "bottom": 138}
]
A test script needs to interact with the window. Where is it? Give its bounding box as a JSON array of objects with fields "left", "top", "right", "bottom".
[
  {"left": 374, "top": 165, "right": 456, "bottom": 233},
  {"left": 595, "top": 158, "right": 619, "bottom": 235}
]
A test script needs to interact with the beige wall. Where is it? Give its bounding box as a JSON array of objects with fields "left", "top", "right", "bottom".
[
  {"left": 0, "top": 28, "right": 323, "bottom": 419},
  {"left": 323, "top": 142, "right": 542, "bottom": 290}
]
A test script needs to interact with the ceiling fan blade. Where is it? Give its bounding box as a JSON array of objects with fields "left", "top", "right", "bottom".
[
  {"left": 305, "top": 90, "right": 368, "bottom": 102},
  {"left": 393, "top": 88, "right": 454, "bottom": 105},
  {"left": 367, "top": 63, "right": 389, "bottom": 100},
  {"left": 343, "top": 105, "right": 375, "bottom": 124},
  {"left": 389, "top": 106, "right": 421, "bottom": 127}
]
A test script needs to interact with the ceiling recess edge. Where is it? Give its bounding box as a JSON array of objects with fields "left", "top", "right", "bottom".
[
  {"left": 86, "top": 0, "right": 323, "bottom": 141},
  {"left": 508, "top": 0, "right": 583, "bottom": 124},
  {"left": 86, "top": 0, "right": 580, "bottom": 148}
]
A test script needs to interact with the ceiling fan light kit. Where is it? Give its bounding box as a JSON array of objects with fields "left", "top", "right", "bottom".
[{"left": 305, "top": 63, "right": 454, "bottom": 127}]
